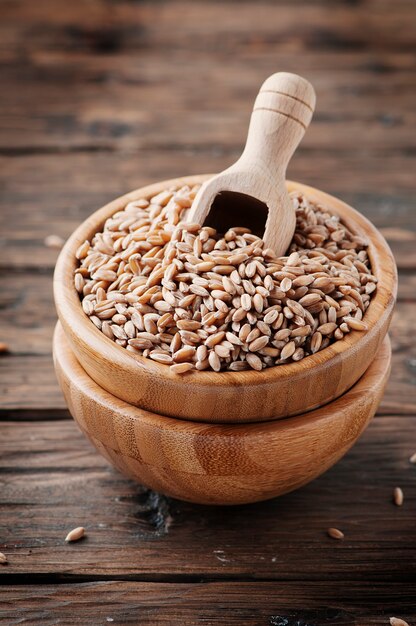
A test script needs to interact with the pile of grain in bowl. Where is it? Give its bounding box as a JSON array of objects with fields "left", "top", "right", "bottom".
[{"left": 74, "top": 184, "right": 377, "bottom": 374}]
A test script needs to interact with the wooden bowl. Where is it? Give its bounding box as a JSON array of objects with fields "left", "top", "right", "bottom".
[
  {"left": 54, "top": 322, "right": 391, "bottom": 505},
  {"left": 54, "top": 176, "right": 397, "bottom": 423}
]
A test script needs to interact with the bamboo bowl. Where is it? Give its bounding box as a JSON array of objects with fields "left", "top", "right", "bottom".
[
  {"left": 54, "top": 323, "right": 391, "bottom": 505},
  {"left": 54, "top": 176, "right": 397, "bottom": 423}
]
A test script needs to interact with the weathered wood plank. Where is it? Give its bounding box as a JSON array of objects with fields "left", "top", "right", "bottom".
[
  {"left": 397, "top": 271, "right": 416, "bottom": 301},
  {"left": 1, "top": 416, "right": 415, "bottom": 580},
  {"left": 0, "top": 356, "right": 67, "bottom": 416},
  {"left": 0, "top": 274, "right": 54, "bottom": 356},
  {"left": 0, "top": 0, "right": 414, "bottom": 613},
  {"left": 1, "top": 0, "right": 415, "bottom": 61},
  {"left": 1, "top": 58, "right": 414, "bottom": 152},
  {"left": 1, "top": 152, "right": 415, "bottom": 270},
  {"left": 1, "top": 581, "right": 416, "bottom": 625}
]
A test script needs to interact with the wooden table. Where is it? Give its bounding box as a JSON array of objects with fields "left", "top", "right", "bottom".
[{"left": 1, "top": 1, "right": 415, "bottom": 624}]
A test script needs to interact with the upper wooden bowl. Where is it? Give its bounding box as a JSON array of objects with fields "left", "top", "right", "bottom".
[
  {"left": 54, "top": 175, "right": 397, "bottom": 423},
  {"left": 54, "top": 323, "right": 391, "bottom": 505}
]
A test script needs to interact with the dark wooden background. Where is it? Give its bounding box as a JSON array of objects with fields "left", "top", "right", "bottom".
[{"left": 0, "top": 1, "right": 415, "bottom": 624}]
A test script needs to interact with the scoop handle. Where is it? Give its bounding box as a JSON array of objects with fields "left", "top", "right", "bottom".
[{"left": 239, "top": 72, "right": 316, "bottom": 179}]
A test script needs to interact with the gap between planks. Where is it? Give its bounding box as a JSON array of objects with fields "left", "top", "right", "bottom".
[{"left": 3, "top": 571, "right": 416, "bottom": 586}]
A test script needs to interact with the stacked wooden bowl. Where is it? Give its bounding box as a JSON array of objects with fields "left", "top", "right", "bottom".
[{"left": 53, "top": 177, "right": 397, "bottom": 505}]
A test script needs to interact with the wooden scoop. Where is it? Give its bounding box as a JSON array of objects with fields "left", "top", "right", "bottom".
[{"left": 187, "top": 72, "right": 316, "bottom": 256}]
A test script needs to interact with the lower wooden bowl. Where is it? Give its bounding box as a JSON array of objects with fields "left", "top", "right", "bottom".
[{"left": 54, "top": 322, "right": 391, "bottom": 505}]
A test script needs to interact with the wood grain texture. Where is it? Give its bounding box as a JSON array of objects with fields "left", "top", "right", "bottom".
[
  {"left": 2, "top": 581, "right": 416, "bottom": 625},
  {"left": 54, "top": 176, "right": 397, "bottom": 422},
  {"left": 1, "top": 62, "right": 415, "bottom": 153},
  {"left": 1, "top": 0, "right": 415, "bottom": 60},
  {"left": 53, "top": 323, "right": 391, "bottom": 504},
  {"left": 1, "top": 0, "right": 415, "bottom": 617},
  {"left": 188, "top": 73, "right": 315, "bottom": 256},
  {"left": 1, "top": 414, "right": 415, "bottom": 580}
]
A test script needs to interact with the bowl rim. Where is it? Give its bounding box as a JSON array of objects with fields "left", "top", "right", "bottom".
[
  {"left": 54, "top": 320, "right": 391, "bottom": 434},
  {"left": 54, "top": 175, "right": 397, "bottom": 389}
]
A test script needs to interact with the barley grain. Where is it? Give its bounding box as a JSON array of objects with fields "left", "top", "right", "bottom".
[
  {"left": 280, "top": 341, "right": 296, "bottom": 360},
  {"left": 65, "top": 527, "right": 85, "bottom": 542},
  {"left": 129, "top": 338, "right": 153, "bottom": 350},
  {"left": 263, "top": 309, "right": 279, "bottom": 325},
  {"left": 45, "top": 234, "right": 65, "bottom": 249},
  {"left": 241, "top": 293, "right": 252, "bottom": 311},
  {"left": 317, "top": 322, "right": 337, "bottom": 335},
  {"left": 208, "top": 350, "right": 221, "bottom": 372},
  {"left": 246, "top": 353, "right": 263, "bottom": 371},
  {"left": 173, "top": 346, "right": 196, "bottom": 362},
  {"left": 239, "top": 324, "right": 251, "bottom": 343},
  {"left": 286, "top": 251, "right": 300, "bottom": 266},
  {"left": 215, "top": 344, "right": 231, "bottom": 358},
  {"left": 150, "top": 352, "right": 172, "bottom": 364},
  {"left": 393, "top": 487, "right": 404, "bottom": 506},
  {"left": 274, "top": 329, "right": 291, "bottom": 341},
  {"left": 390, "top": 618, "right": 410, "bottom": 626},
  {"left": 205, "top": 331, "right": 225, "bottom": 348},
  {"left": 170, "top": 362, "right": 194, "bottom": 374},
  {"left": 327, "top": 527, "right": 344, "bottom": 540},
  {"left": 226, "top": 332, "right": 243, "bottom": 346},
  {"left": 299, "top": 293, "right": 321, "bottom": 307},
  {"left": 343, "top": 316, "right": 368, "bottom": 331},
  {"left": 249, "top": 336, "right": 269, "bottom": 352},
  {"left": 229, "top": 361, "right": 249, "bottom": 371},
  {"left": 76, "top": 240, "right": 90, "bottom": 260},
  {"left": 256, "top": 321, "right": 272, "bottom": 336},
  {"left": 280, "top": 277, "right": 292, "bottom": 292},
  {"left": 291, "top": 325, "right": 311, "bottom": 337}
]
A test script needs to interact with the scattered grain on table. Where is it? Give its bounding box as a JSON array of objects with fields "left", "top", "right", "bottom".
[
  {"left": 393, "top": 487, "right": 404, "bottom": 506},
  {"left": 65, "top": 527, "right": 85, "bottom": 542},
  {"left": 327, "top": 527, "right": 344, "bottom": 540},
  {"left": 0, "top": 552, "right": 8, "bottom": 564},
  {"left": 0, "top": 342, "right": 9, "bottom": 354},
  {"left": 75, "top": 184, "right": 377, "bottom": 374},
  {"left": 409, "top": 452, "right": 416, "bottom": 464},
  {"left": 45, "top": 234, "right": 65, "bottom": 249},
  {"left": 390, "top": 618, "right": 410, "bottom": 626}
]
